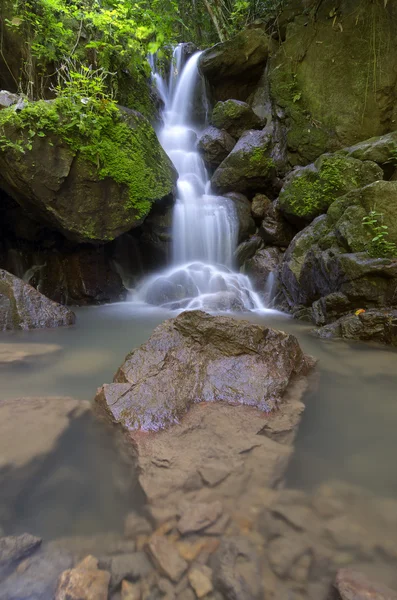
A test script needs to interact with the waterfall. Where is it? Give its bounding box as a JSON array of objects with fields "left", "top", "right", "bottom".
[{"left": 133, "top": 46, "right": 265, "bottom": 312}]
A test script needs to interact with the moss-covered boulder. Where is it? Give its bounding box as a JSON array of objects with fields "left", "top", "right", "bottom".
[
  {"left": 279, "top": 154, "right": 383, "bottom": 225},
  {"left": 268, "top": 0, "right": 397, "bottom": 165},
  {"left": 280, "top": 180, "right": 397, "bottom": 323},
  {"left": 0, "top": 269, "right": 75, "bottom": 330},
  {"left": 199, "top": 28, "right": 270, "bottom": 102},
  {"left": 0, "top": 102, "right": 176, "bottom": 244},
  {"left": 197, "top": 126, "right": 236, "bottom": 170},
  {"left": 211, "top": 130, "right": 275, "bottom": 195},
  {"left": 342, "top": 131, "right": 397, "bottom": 167},
  {"left": 211, "top": 100, "right": 264, "bottom": 139}
]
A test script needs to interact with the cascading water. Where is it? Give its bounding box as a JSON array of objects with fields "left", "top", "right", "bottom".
[{"left": 134, "top": 46, "right": 265, "bottom": 312}]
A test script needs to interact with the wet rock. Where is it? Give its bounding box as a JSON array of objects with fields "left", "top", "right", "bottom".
[
  {"left": 313, "top": 309, "right": 397, "bottom": 346},
  {"left": 234, "top": 235, "right": 264, "bottom": 267},
  {"left": 96, "top": 310, "right": 314, "bottom": 431},
  {"left": 211, "top": 130, "right": 275, "bottom": 195},
  {"left": 311, "top": 293, "right": 353, "bottom": 327},
  {"left": 1, "top": 545, "right": 73, "bottom": 600},
  {"left": 0, "top": 107, "right": 176, "bottom": 243},
  {"left": 251, "top": 193, "right": 272, "bottom": 223},
  {"left": 55, "top": 555, "right": 110, "bottom": 600},
  {"left": 147, "top": 536, "right": 188, "bottom": 583},
  {"left": 211, "top": 100, "right": 263, "bottom": 139},
  {"left": 189, "top": 290, "right": 247, "bottom": 313},
  {"left": 121, "top": 580, "right": 141, "bottom": 600},
  {"left": 110, "top": 553, "right": 152, "bottom": 591},
  {"left": 199, "top": 28, "right": 270, "bottom": 102},
  {"left": 197, "top": 126, "right": 236, "bottom": 170},
  {"left": 259, "top": 200, "right": 296, "bottom": 247},
  {"left": 124, "top": 514, "right": 153, "bottom": 539},
  {"left": 188, "top": 565, "right": 213, "bottom": 598},
  {"left": 0, "top": 534, "right": 42, "bottom": 579},
  {"left": 0, "top": 269, "right": 75, "bottom": 330},
  {"left": 334, "top": 568, "right": 397, "bottom": 600},
  {"left": 243, "top": 247, "right": 283, "bottom": 292},
  {"left": 211, "top": 536, "right": 262, "bottom": 600},
  {"left": 178, "top": 501, "right": 223, "bottom": 535},
  {"left": 224, "top": 192, "right": 255, "bottom": 242}
]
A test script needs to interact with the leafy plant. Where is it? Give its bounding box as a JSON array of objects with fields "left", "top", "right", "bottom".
[{"left": 362, "top": 210, "right": 397, "bottom": 258}]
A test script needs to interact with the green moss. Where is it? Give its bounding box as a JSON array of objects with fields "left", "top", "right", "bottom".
[
  {"left": 0, "top": 97, "right": 173, "bottom": 221},
  {"left": 248, "top": 147, "right": 275, "bottom": 173},
  {"left": 280, "top": 156, "right": 361, "bottom": 219}
]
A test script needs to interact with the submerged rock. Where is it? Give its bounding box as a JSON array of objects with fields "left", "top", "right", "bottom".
[
  {"left": 95, "top": 310, "right": 314, "bottom": 432},
  {"left": 197, "top": 126, "right": 236, "bottom": 170},
  {"left": 0, "top": 269, "right": 75, "bottom": 330},
  {"left": 55, "top": 555, "right": 110, "bottom": 600},
  {"left": 0, "top": 534, "right": 42, "bottom": 580},
  {"left": 334, "top": 568, "right": 397, "bottom": 600},
  {"left": 211, "top": 100, "right": 263, "bottom": 139}
]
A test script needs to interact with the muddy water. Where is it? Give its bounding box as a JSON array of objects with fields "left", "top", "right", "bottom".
[{"left": 0, "top": 303, "right": 396, "bottom": 539}]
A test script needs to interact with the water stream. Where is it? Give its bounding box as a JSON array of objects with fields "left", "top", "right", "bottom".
[{"left": 135, "top": 47, "right": 265, "bottom": 312}]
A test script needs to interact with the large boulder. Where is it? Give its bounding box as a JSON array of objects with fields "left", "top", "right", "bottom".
[
  {"left": 0, "top": 103, "right": 176, "bottom": 243},
  {"left": 211, "top": 100, "right": 263, "bottom": 139},
  {"left": 278, "top": 154, "right": 383, "bottom": 225},
  {"left": 280, "top": 180, "right": 397, "bottom": 321},
  {"left": 199, "top": 28, "right": 270, "bottom": 102},
  {"left": 313, "top": 308, "right": 397, "bottom": 346},
  {"left": 95, "top": 310, "right": 314, "bottom": 432},
  {"left": 211, "top": 130, "right": 275, "bottom": 195},
  {"left": 197, "top": 126, "right": 236, "bottom": 170},
  {"left": 268, "top": 0, "right": 397, "bottom": 166},
  {"left": 0, "top": 269, "right": 75, "bottom": 330},
  {"left": 342, "top": 131, "right": 397, "bottom": 167}
]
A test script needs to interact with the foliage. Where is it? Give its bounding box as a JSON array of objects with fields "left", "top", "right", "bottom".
[
  {"left": 362, "top": 210, "right": 397, "bottom": 258},
  {"left": 0, "top": 65, "right": 172, "bottom": 219}
]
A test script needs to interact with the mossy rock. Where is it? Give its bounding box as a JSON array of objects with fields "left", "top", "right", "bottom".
[
  {"left": 0, "top": 102, "right": 176, "bottom": 243},
  {"left": 211, "top": 99, "right": 263, "bottom": 138},
  {"left": 341, "top": 131, "right": 397, "bottom": 166},
  {"left": 279, "top": 154, "right": 383, "bottom": 224},
  {"left": 268, "top": 0, "right": 397, "bottom": 165},
  {"left": 211, "top": 130, "right": 275, "bottom": 195},
  {"left": 280, "top": 180, "right": 397, "bottom": 319}
]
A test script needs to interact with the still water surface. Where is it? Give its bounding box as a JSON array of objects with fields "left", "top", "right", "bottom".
[{"left": 0, "top": 303, "right": 396, "bottom": 538}]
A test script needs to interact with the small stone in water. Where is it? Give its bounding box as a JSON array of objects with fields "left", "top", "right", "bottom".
[
  {"left": 148, "top": 535, "right": 188, "bottom": 583},
  {"left": 55, "top": 554, "right": 110, "bottom": 600},
  {"left": 188, "top": 565, "right": 214, "bottom": 598},
  {"left": 121, "top": 579, "right": 141, "bottom": 600},
  {"left": 178, "top": 501, "right": 223, "bottom": 535}
]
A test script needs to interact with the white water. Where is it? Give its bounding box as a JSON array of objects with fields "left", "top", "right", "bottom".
[{"left": 135, "top": 46, "right": 265, "bottom": 312}]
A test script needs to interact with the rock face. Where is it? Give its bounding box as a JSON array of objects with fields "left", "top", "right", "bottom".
[
  {"left": 224, "top": 192, "right": 256, "bottom": 242},
  {"left": 211, "top": 100, "right": 263, "bottom": 138},
  {"left": 0, "top": 105, "right": 176, "bottom": 243},
  {"left": 280, "top": 181, "right": 397, "bottom": 322},
  {"left": 95, "top": 310, "right": 314, "bottom": 431},
  {"left": 211, "top": 130, "right": 275, "bottom": 195},
  {"left": 268, "top": 0, "right": 397, "bottom": 165},
  {"left": 243, "top": 247, "right": 283, "bottom": 296},
  {"left": 199, "top": 28, "right": 270, "bottom": 102},
  {"left": 0, "top": 269, "right": 76, "bottom": 330},
  {"left": 259, "top": 200, "right": 296, "bottom": 247},
  {"left": 197, "top": 126, "right": 236, "bottom": 170},
  {"left": 279, "top": 154, "right": 383, "bottom": 225}
]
